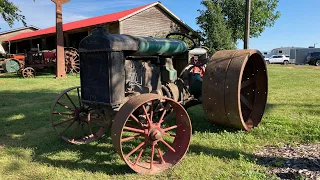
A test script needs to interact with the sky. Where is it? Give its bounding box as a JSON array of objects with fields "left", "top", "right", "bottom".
[{"left": 1, "top": 0, "right": 320, "bottom": 51}]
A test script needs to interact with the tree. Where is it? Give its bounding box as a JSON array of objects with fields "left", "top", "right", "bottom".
[
  {"left": 0, "top": 0, "right": 34, "bottom": 28},
  {"left": 197, "top": 0, "right": 280, "bottom": 51},
  {"left": 197, "top": 1, "right": 235, "bottom": 53}
]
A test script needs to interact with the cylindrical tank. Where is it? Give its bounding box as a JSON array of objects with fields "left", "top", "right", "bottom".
[{"left": 132, "top": 36, "right": 187, "bottom": 56}]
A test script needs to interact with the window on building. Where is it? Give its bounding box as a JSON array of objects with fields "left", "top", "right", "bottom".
[{"left": 279, "top": 50, "right": 283, "bottom": 53}]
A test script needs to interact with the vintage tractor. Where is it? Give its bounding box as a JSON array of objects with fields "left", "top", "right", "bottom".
[
  {"left": 50, "top": 27, "right": 268, "bottom": 174},
  {"left": 18, "top": 47, "right": 80, "bottom": 78},
  {"left": 0, "top": 47, "right": 79, "bottom": 77}
]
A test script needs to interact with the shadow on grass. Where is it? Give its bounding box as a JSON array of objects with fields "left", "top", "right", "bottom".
[
  {"left": 0, "top": 90, "right": 133, "bottom": 175},
  {"left": 0, "top": 89, "right": 319, "bottom": 176},
  {"left": 186, "top": 105, "right": 239, "bottom": 134},
  {"left": 31, "top": 136, "right": 132, "bottom": 175}
]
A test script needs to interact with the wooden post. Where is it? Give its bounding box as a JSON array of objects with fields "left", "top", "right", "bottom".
[
  {"left": 51, "top": 0, "right": 70, "bottom": 79},
  {"left": 244, "top": 0, "right": 251, "bottom": 49}
]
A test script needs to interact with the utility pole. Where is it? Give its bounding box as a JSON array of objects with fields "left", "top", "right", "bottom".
[
  {"left": 244, "top": 0, "right": 251, "bottom": 49},
  {"left": 51, "top": 0, "right": 70, "bottom": 78}
]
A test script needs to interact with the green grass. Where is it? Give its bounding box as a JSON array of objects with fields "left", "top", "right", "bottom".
[{"left": 0, "top": 65, "right": 319, "bottom": 180}]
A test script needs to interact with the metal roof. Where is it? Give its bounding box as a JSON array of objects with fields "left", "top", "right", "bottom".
[{"left": 0, "top": 26, "right": 39, "bottom": 35}]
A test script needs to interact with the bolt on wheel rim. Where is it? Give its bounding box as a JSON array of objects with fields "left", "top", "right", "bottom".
[
  {"left": 50, "top": 86, "right": 107, "bottom": 144},
  {"left": 112, "top": 94, "right": 191, "bottom": 174}
]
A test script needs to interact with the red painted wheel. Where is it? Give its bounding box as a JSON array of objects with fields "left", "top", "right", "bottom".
[
  {"left": 50, "top": 86, "right": 107, "bottom": 144},
  {"left": 111, "top": 94, "right": 191, "bottom": 174}
]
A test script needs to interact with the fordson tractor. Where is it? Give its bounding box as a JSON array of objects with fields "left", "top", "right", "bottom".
[{"left": 50, "top": 27, "right": 268, "bottom": 174}]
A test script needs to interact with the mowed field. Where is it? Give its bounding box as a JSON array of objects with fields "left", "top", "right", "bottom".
[{"left": 0, "top": 65, "right": 319, "bottom": 180}]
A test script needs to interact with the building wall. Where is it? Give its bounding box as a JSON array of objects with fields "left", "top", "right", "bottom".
[
  {"left": 1, "top": 28, "right": 38, "bottom": 53},
  {"left": 120, "top": 6, "right": 188, "bottom": 37},
  {"left": 0, "top": 29, "right": 36, "bottom": 43}
]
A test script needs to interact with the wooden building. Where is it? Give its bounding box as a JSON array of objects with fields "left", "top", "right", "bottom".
[
  {"left": 0, "top": 26, "right": 39, "bottom": 53},
  {"left": 4, "top": 2, "right": 196, "bottom": 54}
]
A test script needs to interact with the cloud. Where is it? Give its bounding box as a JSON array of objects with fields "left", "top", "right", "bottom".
[{"left": 0, "top": 0, "right": 147, "bottom": 32}]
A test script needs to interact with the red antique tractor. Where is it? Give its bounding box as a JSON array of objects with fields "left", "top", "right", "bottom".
[
  {"left": 50, "top": 27, "right": 268, "bottom": 174},
  {"left": 19, "top": 47, "right": 80, "bottom": 78}
]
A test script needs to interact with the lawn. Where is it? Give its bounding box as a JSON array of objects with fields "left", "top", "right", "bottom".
[{"left": 0, "top": 65, "right": 319, "bottom": 180}]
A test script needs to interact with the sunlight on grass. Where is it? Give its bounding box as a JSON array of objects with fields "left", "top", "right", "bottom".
[
  {"left": 0, "top": 66, "right": 319, "bottom": 179},
  {"left": 6, "top": 133, "right": 25, "bottom": 140},
  {"left": 6, "top": 114, "right": 25, "bottom": 121}
]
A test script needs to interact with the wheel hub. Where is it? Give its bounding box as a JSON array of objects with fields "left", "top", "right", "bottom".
[{"left": 149, "top": 128, "right": 162, "bottom": 141}]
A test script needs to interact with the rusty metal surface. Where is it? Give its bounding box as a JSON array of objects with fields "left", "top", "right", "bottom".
[
  {"left": 111, "top": 93, "right": 191, "bottom": 174},
  {"left": 202, "top": 49, "right": 268, "bottom": 131},
  {"left": 50, "top": 86, "right": 107, "bottom": 144}
]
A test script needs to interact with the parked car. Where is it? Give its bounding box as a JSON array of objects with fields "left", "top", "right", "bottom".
[
  {"left": 265, "top": 55, "right": 290, "bottom": 65},
  {"left": 306, "top": 52, "right": 320, "bottom": 66}
]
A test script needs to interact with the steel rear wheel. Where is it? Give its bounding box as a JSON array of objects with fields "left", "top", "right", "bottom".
[
  {"left": 111, "top": 94, "right": 191, "bottom": 174},
  {"left": 50, "top": 86, "right": 107, "bottom": 144},
  {"left": 65, "top": 47, "right": 80, "bottom": 74},
  {"left": 315, "top": 60, "right": 320, "bottom": 66},
  {"left": 202, "top": 50, "right": 268, "bottom": 131}
]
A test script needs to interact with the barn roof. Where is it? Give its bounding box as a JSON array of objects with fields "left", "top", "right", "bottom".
[
  {"left": 0, "top": 26, "right": 39, "bottom": 36},
  {"left": 6, "top": 2, "right": 195, "bottom": 42}
]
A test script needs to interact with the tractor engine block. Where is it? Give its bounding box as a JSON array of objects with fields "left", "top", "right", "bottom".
[{"left": 124, "top": 59, "right": 161, "bottom": 95}]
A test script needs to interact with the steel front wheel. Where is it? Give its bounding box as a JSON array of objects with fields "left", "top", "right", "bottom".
[
  {"left": 315, "top": 60, "right": 320, "bottom": 66},
  {"left": 50, "top": 86, "right": 107, "bottom": 144},
  {"left": 111, "top": 94, "right": 191, "bottom": 174}
]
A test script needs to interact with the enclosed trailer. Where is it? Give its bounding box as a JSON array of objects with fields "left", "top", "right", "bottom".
[{"left": 289, "top": 48, "right": 320, "bottom": 64}]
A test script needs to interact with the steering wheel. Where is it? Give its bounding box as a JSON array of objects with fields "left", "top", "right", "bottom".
[{"left": 166, "top": 32, "right": 197, "bottom": 50}]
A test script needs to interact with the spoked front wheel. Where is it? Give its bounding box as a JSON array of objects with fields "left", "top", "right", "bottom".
[
  {"left": 50, "top": 86, "right": 107, "bottom": 145},
  {"left": 111, "top": 94, "right": 191, "bottom": 174}
]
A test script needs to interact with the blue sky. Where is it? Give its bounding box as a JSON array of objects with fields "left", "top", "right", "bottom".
[{"left": 1, "top": 0, "right": 320, "bottom": 51}]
